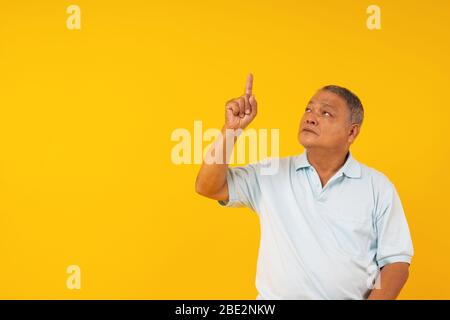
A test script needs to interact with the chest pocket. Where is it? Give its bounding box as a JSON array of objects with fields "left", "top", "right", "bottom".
[{"left": 321, "top": 201, "right": 374, "bottom": 258}]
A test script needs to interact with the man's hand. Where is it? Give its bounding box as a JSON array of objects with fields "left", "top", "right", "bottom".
[{"left": 224, "top": 73, "right": 258, "bottom": 130}]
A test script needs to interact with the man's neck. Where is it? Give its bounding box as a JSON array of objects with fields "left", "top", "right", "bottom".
[{"left": 305, "top": 148, "right": 349, "bottom": 177}]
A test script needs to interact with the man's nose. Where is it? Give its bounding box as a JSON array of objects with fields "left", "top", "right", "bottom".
[{"left": 306, "top": 117, "right": 317, "bottom": 126}]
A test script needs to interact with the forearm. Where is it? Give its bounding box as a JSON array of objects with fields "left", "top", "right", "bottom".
[
  {"left": 195, "top": 126, "right": 239, "bottom": 196},
  {"left": 367, "top": 262, "right": 410, "bottom": 300}
]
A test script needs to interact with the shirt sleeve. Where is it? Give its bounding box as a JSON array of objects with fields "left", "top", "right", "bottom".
[
  {"left": 375, "top": 182, "right": 414, "bottom": 269},
  {"left": 217, "top": 163, "right": 261, "bottom": 213}
]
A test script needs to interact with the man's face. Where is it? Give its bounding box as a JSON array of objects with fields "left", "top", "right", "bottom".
[{"left": 298, "top": 89, "right": 359, "bottom": 150}]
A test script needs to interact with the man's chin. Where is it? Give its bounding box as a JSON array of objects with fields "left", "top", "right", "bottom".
[{"left": 299, "top": 138, "right": 317, "bottom": 149}]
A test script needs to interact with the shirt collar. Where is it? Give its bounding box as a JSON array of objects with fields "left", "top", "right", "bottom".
[{"left": 294, "top": 149, "right": 361, "bottom": 178}]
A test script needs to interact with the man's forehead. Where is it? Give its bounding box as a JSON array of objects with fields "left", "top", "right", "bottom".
[
  {"left": 308, "top": 99, "right": 336, "bottom": 109},
  {"left": 309, "top": 90, "right": 346, "bottom": 109}
]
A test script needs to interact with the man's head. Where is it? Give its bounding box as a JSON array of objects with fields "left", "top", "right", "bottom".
[{"left": 298, "top": 85, "right": 364, "bottom": 151}]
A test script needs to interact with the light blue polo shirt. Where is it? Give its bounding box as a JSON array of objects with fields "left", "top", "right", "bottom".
[{"left": 218, "top": 150, "right": 414, "bottom": 300}]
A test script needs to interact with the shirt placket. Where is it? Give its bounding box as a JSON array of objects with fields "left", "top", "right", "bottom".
[{"left": 308, "top": 167, "right": 343, "bottom": 201}]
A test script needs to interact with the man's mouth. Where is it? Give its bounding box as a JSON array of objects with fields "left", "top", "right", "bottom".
[{"left": 302, "top": 128, "right": 318, "bottom": 135}]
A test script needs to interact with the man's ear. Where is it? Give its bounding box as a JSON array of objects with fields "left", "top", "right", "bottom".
[{"left": 348, "top": 124, "right": 360, "bottom": 143}]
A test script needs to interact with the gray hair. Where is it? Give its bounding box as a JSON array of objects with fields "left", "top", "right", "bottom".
[{"left": 321, "top": 85, "right": 364, "bottom": 126}]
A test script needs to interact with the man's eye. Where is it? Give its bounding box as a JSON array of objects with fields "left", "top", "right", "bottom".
[
  {"left": 305, "top": 108, "right": 311, "bottom": 112},
  {"left": 323, "top": 111, "right": 331, "bottom": 117}
]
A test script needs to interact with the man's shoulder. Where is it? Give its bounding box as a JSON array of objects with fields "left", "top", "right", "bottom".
[
  {"left": 358, "top": 161, "right": 395, "bottom": 190},
  {"left": 256, "top": 154, "right": 293, "bottom": 166},
  {"left": 241, "top": 155, "right": 294, "bottom": 176}
]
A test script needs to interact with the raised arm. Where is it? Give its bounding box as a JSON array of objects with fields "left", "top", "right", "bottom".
[{"left": 195, "top": 73, "right": 258, "bottom": 201}]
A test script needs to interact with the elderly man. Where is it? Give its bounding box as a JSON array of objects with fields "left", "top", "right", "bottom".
[{"left": 195, "top": 74, "right": 413, "bottom": 300}]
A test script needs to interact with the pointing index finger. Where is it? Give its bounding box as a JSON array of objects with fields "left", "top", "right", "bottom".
[{"left": 245, "top": 73, "right": 253, "bottom": 96}]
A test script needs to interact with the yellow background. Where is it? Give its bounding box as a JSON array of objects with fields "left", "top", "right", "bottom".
[{"left": 1, "top": 0, "right": 449, "bottom": 299}]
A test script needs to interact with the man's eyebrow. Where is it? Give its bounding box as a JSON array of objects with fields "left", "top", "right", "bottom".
[
  {"left": 320, "top": 102, "right": 336, "bottom": 110},
  {"left": 307, "top": 101, "right": 337, "bottom": 111}
]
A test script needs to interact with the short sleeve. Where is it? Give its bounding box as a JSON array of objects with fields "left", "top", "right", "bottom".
[
  {"left": 218, "top": 163, "right": 261, "bottom": 213},
  {"left": 375, "top": 183, "right": 414, "bottom": 269}
]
